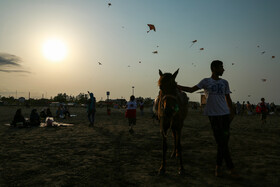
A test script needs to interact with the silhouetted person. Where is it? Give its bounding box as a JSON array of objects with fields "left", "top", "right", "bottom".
[
  {"left": 87, "top": 91, "right": 96, "bottom": 126},
  {"left": 125, "top": 95, "right": 137, "bottom": 133},
  {"left": 56, "top": 104, "right": 65, "bottom": 118},
  {"left": 178, "top": 60, "right": 239, "bottom": 178},
  {"left": 46, "top": 108, "right": 53, "bottom": 117},
  {"left": 64, "top": 105, "right": 71, "bottom": 117},
  {"left": 139, "top": 99, "right": 144, "bottom": 115},
  {"left": 11, "top": 108, "right": 26, "bottom": 127},
  {"left": 258, "top": 98, "right": 268, "bottom": 124},
  {"left": 30, "top": 109, "right": 40, "bottom": 126},
  {"left": 40, "top": 109, "right": 47, "bottom": 120}
]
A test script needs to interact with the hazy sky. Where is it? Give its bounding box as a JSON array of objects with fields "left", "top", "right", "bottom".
[{"left": 0, "top": 0, "right": 279, "bottom": 104}]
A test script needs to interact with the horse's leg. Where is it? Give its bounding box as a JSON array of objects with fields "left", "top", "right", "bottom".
[
  {"left": 176, "top": 129, "right": 185, "bottom": 175},
  {"left": 170, "top": 129, "right": 177, "bottom": 159},
  {"left": 158, "top": 131, "right": 167, "bottom": 175}
]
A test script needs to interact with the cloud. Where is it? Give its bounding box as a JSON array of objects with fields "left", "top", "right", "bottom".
[
  {"left": 0, "top": 53, "right": 30, "bottom": 73},
  {"left": 0, "top": 69, "right": 31, "bottom": 73}
]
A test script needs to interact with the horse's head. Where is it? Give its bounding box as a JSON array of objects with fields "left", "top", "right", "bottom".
[
  {"left": 158, "top": 69, "right": 179, "bottom": 95},
  {"left": 158, "top": 69, "right": 180, "bottom": 118}
]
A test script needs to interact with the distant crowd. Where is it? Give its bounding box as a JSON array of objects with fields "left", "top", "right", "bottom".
[{"left": 10, "top": 104, "right": 71, "bottom": 128}]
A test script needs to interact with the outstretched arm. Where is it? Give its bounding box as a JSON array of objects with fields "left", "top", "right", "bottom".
[{"left": 177, "top": 85, "right": 200, "bottom": 93}]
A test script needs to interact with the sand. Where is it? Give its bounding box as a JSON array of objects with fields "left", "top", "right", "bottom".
[{"left": 0, "top": 106, "right": 279, "bottom": 186}]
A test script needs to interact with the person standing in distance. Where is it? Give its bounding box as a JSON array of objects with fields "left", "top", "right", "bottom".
[{"left": 87, "top": 91, "right": 96, "bottom": 127}]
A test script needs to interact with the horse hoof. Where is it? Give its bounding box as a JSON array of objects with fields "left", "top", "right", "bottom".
[
  {"left": 178, "top": 168, "right": 185, "bottom": 176},
  {"left": 158, "top": 168, "right": 166, "bottom": 176}
]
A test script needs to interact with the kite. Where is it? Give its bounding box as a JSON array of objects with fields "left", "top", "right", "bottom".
[
  {"left": 128, "top": 65, "right": 131, "bottom": 67},
  {"left": 248, "top": 95, "right": 251, "bottom": 97},
  {"left": 139, "top": 61, "right": 141, "bottom": 63},
  {"left": 98, "top": 62, "right": 102, "bottom": 65},
  {"left": 272, "top": 56, "right": 275, "bottom": 59},
  {"left": 261, "top": 51, "right": 265, "bottom": 54},
  {"left": 108, "top": 3, "right": 111, "bottom": 7},
  {"left": 152, "top": 51, "right": 158, "bottom": 54},
  {"left": 232, "top": 63, "right": 235, "bottom": 65},
  {"left": 190, "top": 40, "right": 197, "bottom": 47},
  {"left": 199, "top": 48, "right": 204, "bottom": 51},
  {"left": 261, "top": 79, "right": 267, "bottom": 82},
  {"left": 147, "top": 24, "right": 156, "bottom": 33},
  {"left": 257, "top": 45, "right": 260, "bottom": 48}
]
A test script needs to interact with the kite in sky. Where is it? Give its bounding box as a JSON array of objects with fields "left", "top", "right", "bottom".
[
  {"left": 261, "top": 78, "right": 267, "bottom": 82},
  {"left": 199, "top": 48, "right": 204, "bottom": 51},
  {"left": 108, "top": 3, "right": 111, "bottom": 7},
  {"left": 98, "top": 62, "right": 102, "bottom": 65},
  {"left": 147, "top": 24, "right": 156, "bottom": 33},
  {"left": 152, "top": 51, "right": 158, "bottom": 54},
  {"left": 261, "top": 51, "right": 266, "bottom": 54},
  {"left": 232, "top": 63, "right": 235, "bottom": 65},
  {"left": 257, "top": 45, "right": 260, "bottom": 48},
  {"left": 190, "top": 40, "right": 197, "bottom": 47},
  {"left": 272, "top": 56, "right": 275, "bottom": 59},
  {"left": 139, "top": 61, "right": 141, "bottom": 63}
]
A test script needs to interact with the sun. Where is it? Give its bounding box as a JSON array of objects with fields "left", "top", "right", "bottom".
[{"left": 42, "top": 39, "right": 67, "bottom": 62}]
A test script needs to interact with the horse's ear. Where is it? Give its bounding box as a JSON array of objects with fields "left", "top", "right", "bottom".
[
  {"left": 159, "top": 69, "right": 163, "bottom": 76},
  {"left": 172, "top": 68, "right": 179, "bottom": 79}
]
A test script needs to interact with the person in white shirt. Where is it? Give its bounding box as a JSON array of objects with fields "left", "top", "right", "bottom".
[
  {"left": 125, "top": 95, "right": 137, "bottom": 133},
  {"left": 177, "top": 60, "right": 239, "bottom": 178}
]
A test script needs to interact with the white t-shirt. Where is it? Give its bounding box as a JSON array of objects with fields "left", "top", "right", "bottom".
[
  {"left": 197, "top": 78, "right": 230, "bottom": 116},
  {"left": 126, "top": 101, "right": 137, "bottom": 110}
]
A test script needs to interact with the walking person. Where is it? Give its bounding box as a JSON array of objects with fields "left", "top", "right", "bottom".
[
  {"left": 87, "top": 91, "right": 96, "bottom": 127},
  {"left": 125, "top": 95, "right": 137, "bottom": 133},
  {"left": 258, "top": 98, "right": 268, "bottom": 124},
  {"left": 177, "top": 60, "right": 239, "bottom": 178},
  {"left": 139, "top": 99, "right": 144, "bottom": 116}
]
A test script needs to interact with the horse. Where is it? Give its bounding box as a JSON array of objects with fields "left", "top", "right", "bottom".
[{"left": 156, "top": 69, "right": 189, "bottom": 175}]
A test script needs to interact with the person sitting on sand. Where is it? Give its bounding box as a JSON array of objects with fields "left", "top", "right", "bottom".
[
  {"left": 30, "top": 109, "right": 40, "bottom": 126},
  {"left": 40, "top": 108, "right": 47, "bottom": 120},
  {"left": 46, "top": 108, "right": 53, "bottom": 117},
  {"left": 125, "top": 95, "right": 137, "bottom": 133},
  {"left": 11, "top": 108, "right": 26, "bottom": 127}
]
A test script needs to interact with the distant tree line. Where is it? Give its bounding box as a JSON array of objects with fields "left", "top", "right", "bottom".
[
  {"left": 0, "top": 93, "right": 89, "bottom": 106},
  {"left": 0, "top": 93, "right": 155, "bottom": 107}
]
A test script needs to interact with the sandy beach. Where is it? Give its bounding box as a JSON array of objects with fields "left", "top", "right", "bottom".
[{"left": 0, "top": 106, "right": 279, "bottom": 186}]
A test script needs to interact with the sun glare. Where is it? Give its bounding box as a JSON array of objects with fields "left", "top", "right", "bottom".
[{"left": 42, "top": 39, "right": 67, "bottom": 62}]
